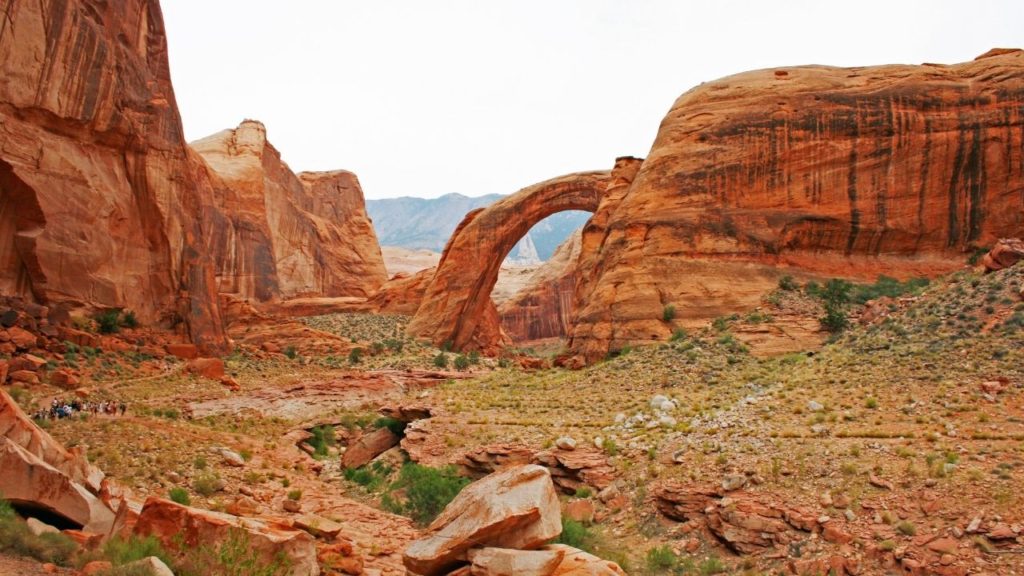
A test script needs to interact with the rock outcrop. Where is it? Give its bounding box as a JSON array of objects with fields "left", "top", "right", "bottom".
[
  {"left": 0, "top": 0, "right": 226, "bottom": 353},
  {"left": 403, "top": 465, "right": 562, "bottom": 575},
  {"left": 499, "top": 230, "right": 582, "bottom": 342},
  {"left": 0, "top": 389, "right": 115, "bottom": 532},
  {"left": 567, "top": 50, "right": 1024, "bottom": 363},
  {"left": 407, "top": 167, "right": 633, "bottom": 353},
  {"left": 193, "top": 120, "right": 387, "bottom": 301},
  {"left": 132, "top": 497, "right": 319, "bottom": 576},
  {"left": 981, "top": 238, "right": 1024, "bottom": 272}
]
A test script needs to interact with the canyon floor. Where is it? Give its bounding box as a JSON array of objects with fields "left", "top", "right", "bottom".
[{"left": 6, "top": 262, "right": 1024, "bottom": 575}]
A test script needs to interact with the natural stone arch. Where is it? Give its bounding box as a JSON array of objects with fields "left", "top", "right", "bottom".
[{"left": 407, "top": 170, "right": 616, "bottom": 353}]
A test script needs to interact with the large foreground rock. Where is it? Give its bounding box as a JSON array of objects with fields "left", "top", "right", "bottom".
[
  {"left": 982, "top": 238, "right": 1024, "bottom": 272},
  {"left": 133, "top": 497, "right": 318, "bottom": 576},
  {"left": 0, "top": 389, "right": 115, "bottom": 532},
  {"left": 0, "top": 436, "right": 115, "bottom": 533},
  {"left": 403, "top": 465, "right": 561, "bottom": 575}
]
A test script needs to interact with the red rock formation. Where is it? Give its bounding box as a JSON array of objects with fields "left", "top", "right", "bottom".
[
  {"left": 0, "top": 0, "right": 226, "bottom": 353},
  {"left": 369, "top": 269, "right": 435, "bottom": 316},
  {"left": 567, "top": 50, "right": 1024, "bottom": 363},
  {"left": 407, "top": 169, "right": 625, "bottom": 353},
  {"left": 981, "top": 238, "right": 1024, "bottom": 272},
  {"left": 499, "top": 229, "right": 582, "bottom": 342},
  {"left": 193, "top": 120, "right": 386, "bottom": 301}
]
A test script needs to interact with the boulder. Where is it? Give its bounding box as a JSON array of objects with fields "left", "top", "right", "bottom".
[
  {"left": 0, "top": 389, "right": 104, "bottom": 491},
  {"left": 294, "top": 514, "right": 344, "bottom": 540},
  {"left": 26, "top": 517, "right": 60, "bottom": 536},
  {"left": 468, "top": 547, "right": 565, "bottom": 576},
  {"left": 403, "top": 465, "right": 562, "bottom": 575},
  {"left": 49, "top": 369, "right": 79, "bottom": 390},
  {"left": 0, "top": 436, "right": 115, "bottom": 532},
  {"left": 9, "top": 370, "right": 40, "bottom": 384},
  {"left": 543, "top": 545, "right": 627, "bottom": 575},
  {"left": 186, "top": 358, "right": 225, "bottom": 380},
  {"left": 10, "top": 354, "right": 47, "bottom": 372},
  {"left": 120, "top": 556, "right": 175, "bottom": 576},
  {"left": 341, "top": 427, "right": 401, "bottom": 469},
  {"left": 132, "top": 497, "right": 318, "bottom": 576},
  {"left": 7, "top": 326, "right": 39, "bottom": 350},
  {"left": 981, "top": 238, "right": 1024, "bottom": 272},
  {"left": 166, "top": 344, "right": 200, "bottom": 360}
]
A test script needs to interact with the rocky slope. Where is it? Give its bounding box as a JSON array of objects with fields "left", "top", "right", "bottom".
[
  {"left": 193, "top": 120, "right": 386, "bottom": 301},
  {"left": 0, "top": 0, "right": 226, "bottom": 352},
  {"left": 566, "top": 49, "right": 1024, "bottom": 363}
]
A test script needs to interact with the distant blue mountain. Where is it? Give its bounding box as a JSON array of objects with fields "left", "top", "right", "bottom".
[{"left": 366, "top": 193, "right": 590, "bottom": 261}]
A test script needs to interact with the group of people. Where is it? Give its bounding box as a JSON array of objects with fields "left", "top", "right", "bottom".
[{"left": 33, "top": 398, "right": 127, "bottom": 421}]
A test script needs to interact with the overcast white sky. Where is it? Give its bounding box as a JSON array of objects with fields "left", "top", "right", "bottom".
[{"left": 163, "top": 1, "right": 1024, "bottom": 200}]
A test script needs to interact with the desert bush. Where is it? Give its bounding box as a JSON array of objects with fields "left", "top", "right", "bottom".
[
  {"left": 556, "top": 518, "right": 594, "bottom": 551},
  {"left": 432, "top": 352, "right": 448, "bottom": 368},
  {"left": 453, "top": 354, "right": 470, "bottom": 370},
  {"left": 778, "top": 274, "right": 798, "bottom": 291},
  {"left": 662, "top": 304, "right": 676, "bottom": 322},
  {"left": 348, "top": 348, "right": 363, "bottom": 364},
  {"left": 283, "top": 346, "right": 298, "bottom": 360},
  {"left": 193, "top": 473, "right": 221, "bottom": 497},
  {"left": 175, "top": 527, "right": 290, "bottom": 576},
  {"left": 374, "top": 416, "right": 407, "bottom": 436},
  {"left": 645, "top": 545, "right": 677, "bottom": 573},
  {"left": 100, "top": 534, "right": 173, "bottom": 567},
  {"left": 381, "top": 463, "right": 469, "bottom": 526},
  {"left": 168, "top": 487, "right": 191, "bottom": 505},
  {"left": 96, "top": 309, "right": 123, "bottom": 334},
  {"left": 307, "top": 425, "right": 335, "bottom": 459}
]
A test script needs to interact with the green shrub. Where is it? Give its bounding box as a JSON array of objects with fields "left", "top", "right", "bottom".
[
  {"left": 342, "top": 461, "right": 392, "bottom": 491},
  {"left": 121, "top": 310, "right": 139, "bottom": 329},
  {"left": 574, "top": 486, "right": 593, "bottom": 499},
  {"left": 96, "top": 309, "right": 123, "bottom": 334},
  {"left": 176, "top": 527, "right": 290, "bottom": 576},
  {"left": 286, "top": 489, "right": 302, "bottom": 501},
  {"left": 453, "top": 354, "right": 470, "bottom": 370},
  {"left": 698, "top": 556, "right": 728, "bottom": 575},
  {"left": 468, "top": 350, "right": 481, "bottom": 365},
  {"left": 193, "top": 473, "right": 221, "bottom": 497},
  {"left": 645, "top": 545, "right": 677, "bottom": 572},
  {"left": 101, "top": 534, "right": 173, "bottom": 567},
  {"left": 169, "top": 487, "right": 191, "bottom": 505},
  {"left": 347, "top": 348, "right": 363, "bottom": 364},
  {"left": 381, "top": 463, "right": 470, "bottom": 526},
  {"left": 432, "top": 352, "right": 448, "bottom": 368},
  {"left": 374, "top": 417, "right": 407, "bottom": 436},
  {"left": 308, "top": 425, "right": 336, "bottom": 459},
  {"left": 821, "top": 303, "right": 849, "bottom": 333},
  {"left": 896, "top": 520, "right": 916, "bottom": 536},
  {"left": 669, "top": 328, "right": 687, "bottom": 342},
  {"left": 556, "top": 518, "right": 593, "bottom": 551},
  {"left": 283, "top": 346, "right": 298, "bottom": 360},
  {"left": 778, "top": 274, "right": 798, "bottom": 291},
  {"left": 662, "top": 304, "right": 676, "bottom": 322}
]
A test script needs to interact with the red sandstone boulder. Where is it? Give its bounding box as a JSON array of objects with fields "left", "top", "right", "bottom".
[
  {"left": 981, "top": 238, "right": 1024, "bottom": 272},
  {"left": 7, "top": 327, "right": 39, "bottom": 350},
  {"left": 132, "top": 497, "right": 318, "bottom": 576},
  {"left": 185, "top": 357, "right": 226, "bottom": 380},
  {"left": 468, "top": 546, "right": 565, "bottom": 576},
  {"left": 403, "top": 465, "right": 562, "bottom": 575},
  {"left": 341, "top": 427, "right": 401, "bottom": 469},
  {"left": 543, "top": 544, "right": 626, "bottom": 575},
  {"left": 0, "top": 437, "right": 115, "bottom": 533},
  {"left": 166, "top": 343, "right": 199, "bottom": 360}
]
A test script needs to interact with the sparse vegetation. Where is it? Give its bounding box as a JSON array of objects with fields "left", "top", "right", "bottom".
[{"left": 381, "top": 463, "right": 470, "bottom": 526}]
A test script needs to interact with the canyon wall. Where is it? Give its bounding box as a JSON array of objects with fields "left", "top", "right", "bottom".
[
  {"left": 567, "top": 49, "right": 1024, "bottom": 363},
  {"left": 192, "top": 121, "right": 386, "bottom": 301},
  {"left": 0, "top": 0, "right": 226, "bottom": 352}
]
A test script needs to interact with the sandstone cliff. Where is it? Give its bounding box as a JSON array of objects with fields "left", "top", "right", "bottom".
[
  {"left": 567, "top": 50, "right": 1024, "bottom": 363},
  {"left": 0, "top": 0, "right": 226, "bottom": 352},
  {"left": 192, "top": 120, "right": 386, "bottom": 301}
]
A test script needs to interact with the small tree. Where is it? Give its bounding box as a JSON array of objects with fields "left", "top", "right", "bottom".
[
  {"left": 662, "top": 304, "right": 676, "bottom": 322},
  {"left": 433, "top": 352, "right": 448, "bottom": 368}
]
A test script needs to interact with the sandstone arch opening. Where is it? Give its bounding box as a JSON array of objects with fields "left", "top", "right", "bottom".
[{"left": 407, "top": 170, "right": 615, "bottom": 353}]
